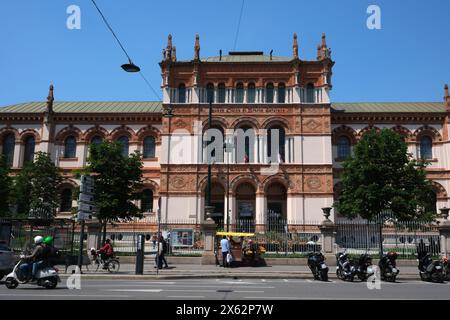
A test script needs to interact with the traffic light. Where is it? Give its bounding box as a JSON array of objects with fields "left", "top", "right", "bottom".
[{"left": 77, "top": 175, "right": 97, "bottom": 221}]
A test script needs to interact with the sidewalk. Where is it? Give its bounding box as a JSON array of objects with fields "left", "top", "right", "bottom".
[{"left": 58, "top": 263, "right": 421, "bottom": 280}]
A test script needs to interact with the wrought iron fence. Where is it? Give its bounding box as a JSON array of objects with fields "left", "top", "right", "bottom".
[{"left": 335, "top": 219, "right": 441, "bottom": 258}]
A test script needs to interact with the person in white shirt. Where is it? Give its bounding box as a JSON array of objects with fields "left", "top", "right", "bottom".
[{"left": 220, "top": 236, "right": 231, "bottom": 268}]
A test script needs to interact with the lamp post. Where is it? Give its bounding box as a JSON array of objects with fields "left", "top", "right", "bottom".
[
  {"left": 204, "top": 101, "right": 215, "bottom": 221},
  {"left": 158, "top": 106, "right": 173, "bottom": 275}
]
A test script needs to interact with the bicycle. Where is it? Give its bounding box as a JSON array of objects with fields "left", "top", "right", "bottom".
[{"left": 90, "top": 249, "right": 120, "bottom": 273}]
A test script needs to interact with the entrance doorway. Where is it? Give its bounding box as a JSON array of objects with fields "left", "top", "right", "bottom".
[
  {"left": 266, "top": 182, "right": 287, "bottom": 232},
  {"left": 235, "top": 182, "right": 256, "bottom": 232}
]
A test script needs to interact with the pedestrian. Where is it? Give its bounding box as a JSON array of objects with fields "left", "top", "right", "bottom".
[
  {"left": 154, "top": 236, "right": 163, "bottom": 269},
  {"left": 160, "top": 235, "right": 169, "bottom": 269},
  {"left": 220, "top": 235, "right": 231, "bottom": 268}
]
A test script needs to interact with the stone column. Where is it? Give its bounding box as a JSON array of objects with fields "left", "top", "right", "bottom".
[
  {"left": 255, "top": 193, "right": 266, "bottom": 232},
  {"left": 319, "top": 207, "right": 336, "bottom": 261},
  {"left": 201, "top": 206, "right": 217, "bottom": 265},
  {"left": 438, "top": 208, "right": 450, "bottom": 257}
]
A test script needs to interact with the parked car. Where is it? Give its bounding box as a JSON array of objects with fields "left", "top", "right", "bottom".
[{"left": 0, "top": 243, "right": 17, "bottom": 280}]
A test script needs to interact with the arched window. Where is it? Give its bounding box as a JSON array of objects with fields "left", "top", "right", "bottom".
[
  {"left": 206, "top": 83, "right": 215, "bottom": 103},
  {"left": 267, "top": 126, "right": 285, "bottom": 162},
  {"left": 60, "top": 188, "right": 73, "bottom": 212},
  {"left": 23, "top": 136, "right": 35, "bottom": 164},
  {"left": 420, "top": 136, "right": 433, "bottom": 160},
  {"left": 236, "top": 83, "right": 244, "bottom": 103},
  {"left": 235, "top": 126, "right": 254, "bottom": 163},
  {"left": 2, "top": 133, "right": 15, "bottom": 166},
  {"left": 247, "top": 83, "right": 256, "bottom": 103},
  {"left": 141, "top": 189, "right": 154, "bottom": 212},
  {"left": 204, "top": 126, "right": 224, "bottom": 163},
  {"left": 266, "top": 83, "right": 274, "bottom": 103},
  {"left": 306, "top": 83, "right": 315, "bottom": 103},
  {"left": 178, "top": 83, "right": 186, "bottom": 103},
  {"left": 425, "top": 190, "right": 437, "bottom": 214},
  {"left": 337, "top": 136, "right": 351, "bottom": 160},
  {"left": 90, "top": 135, "right": 103, "bottom": 145},
  {"left": 218, "top": 83, "right": 226, "bottom": 103},
  {"left": 117, "top": 136, "right": 129, "bottom": 157},
  {"left": 277, "top": 83, "right": 286, "bottom": 103},
  {"left": 143, "top": 136, "right": 156, "bottom": 159},
  {"left": 64, "top": 136, "right": 77, "bottom": 158}
]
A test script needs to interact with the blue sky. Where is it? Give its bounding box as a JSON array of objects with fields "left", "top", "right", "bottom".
[{"left": 0, "top": 0, "right": 449, "bottom": 106}]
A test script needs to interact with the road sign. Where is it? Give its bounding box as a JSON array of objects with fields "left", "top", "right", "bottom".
[
  {"left": 78, "top": 193, "right": 94, "bottom": 203},
  {"left": 77, "top": 212, "right": 93, "bottom": 220},
  {"left": 78, "top": 175, "right": 96, "bottom": 220},
  {"left": 78, "top": 202, "right": 98, "bottom": 213}
]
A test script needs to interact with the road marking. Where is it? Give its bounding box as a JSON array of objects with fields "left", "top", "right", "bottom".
[
  {"left": 283, "top": 279, "right": 289, "bottom": 282},
  {"left": 103, "top": 289, "right": 162, "bottom": 293},
  {"left": 168, "top": 296, "right": 205, "bottom": 298},
  {"left": 102, "top": 289, "right": 265, "bottom": 293},
  {"left": 261, "top": 279, "right": 266, "bottom": 282},
  {"left": 0, "top": 293, "right": 131, "bottom": 298},
  {"left": 82, "top": 284, "right": 275, "bottom": 289}
]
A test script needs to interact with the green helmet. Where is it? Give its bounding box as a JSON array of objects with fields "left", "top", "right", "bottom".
[{"left": 43, "top": 236, "right": 53, "bottom": 245}]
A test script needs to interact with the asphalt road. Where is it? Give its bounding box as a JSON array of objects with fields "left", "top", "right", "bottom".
[{"left": 0, "top": 278, "right": 449, "bottom": 300}]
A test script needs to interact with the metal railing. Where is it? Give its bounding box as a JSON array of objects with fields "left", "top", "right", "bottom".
[{"left": 335, "top": 219, "right": 441, "bottom": 258}]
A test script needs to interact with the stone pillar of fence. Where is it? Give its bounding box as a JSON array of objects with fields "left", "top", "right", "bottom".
[
  {"left": 86, "top": 221, "right": 102, "bottom": 251},
  {"left": 438, "top": 208, "right": 450, "bottom": 257},
  {"left": 319, "top": 207, "right": 336, "bottom": 261},
  {"left": 201, "top": 206, "right": 217, "bottom": 265}
]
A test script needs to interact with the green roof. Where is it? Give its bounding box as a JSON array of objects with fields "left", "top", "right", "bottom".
[
  {"left": 202, "top": 55, "right": 292, "bottom": 63},
  {"left": 0, "top": 101, "right": 163, "bottom": 113},
  {"left": 331, "top": 102, "right": 446, "bottom": 113},
  {"left": 0, "top": 101, "right": 445, "bottom": 115}
]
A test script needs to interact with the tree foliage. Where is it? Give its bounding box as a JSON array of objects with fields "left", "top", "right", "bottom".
[
  {"left": 0, "top": 155, "right": 12, "bottom": 217},
  {"left": 85, "top": 141, "right": 143, "bottom": 225},
  {"left": 12, "top": 152, "right": 62, "bottom": 218},
  {"left": 334, "top": 129, "right": 435, "bottom": 221}
]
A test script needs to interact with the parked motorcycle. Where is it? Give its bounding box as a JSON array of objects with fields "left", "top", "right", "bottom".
[
  {"left": 379, "top": 251, "right": 400, "bottom": 282},
  {"left": 417, "top": 251, "right": 444, "bottom": 283},
  {"left": 336, "top": 250, "right": 356, "bottom": 281},
  {"left": 307, "top": 252, "right": 329, "bottom": 281},
  {"left": 4, "top": 255, "right": 61, "bottom": 289},
  {"left": 355, "top": 253, "right": 375, "bottom": 281}
]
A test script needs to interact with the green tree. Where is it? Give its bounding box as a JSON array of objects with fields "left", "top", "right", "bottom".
[
  {"left": 85, "top": 141, "right": 143, "bottom": 242},
  {"left": 12, "top": 152, "right": 62, "bottom": 219},
  {"left": 335, "top": 129, "right": 434, "bottom": 221},
  {"left": 0, "top": 155, "right": 13, "bottom": 217}
]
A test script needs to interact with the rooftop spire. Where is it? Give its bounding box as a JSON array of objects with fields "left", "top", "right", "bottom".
[
  {"left": 293, "top": 33, "right": 298, "bottom": 59},
  {"left": 316, "top": 44, "right": 322, "bottom": 60},
  {"left": 445, "top": 84, "right": 450, "bottom": 106},
  {"left": 165, "top": 34, "right": 173, "bottom": 62},
  {"left": 46, "top": 84, "right": 54, "bottom": 113},
  {"left": 321, "top": 33, "right": 327, "bottom": 48},
  {"left": 172, "top": 46, "right": 177, "bottom": 62},
  {"left": 194, "top": 33, "right": 200, "bottom": 61}
]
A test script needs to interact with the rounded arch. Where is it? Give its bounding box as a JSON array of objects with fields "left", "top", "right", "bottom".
[
  {"left": 230, "top": 174, "right": 260, "bottom": 195},
  {"left": 391, "top": 125, "right": 412, "bottom": 142},
  {"left": 198, "top": 175, "right": 226, "bottom": 194},
  {"left": 83, "top": 126, "right": 109, "bottom": 144},
  {"left": 262, "top": 175, "right": 289, "bottom": 193},
  {"left": 231, "top": 117, "right": 259, "bottom": 130},
  {"left": 262, "top": 117, "right": 289, "bottom": 131},
  {"left": 141, "top": 179, "right": 160, "bottom": 197},
  {"left": 58, "top": 179, "right": 78, "bottom": 190},
  {"left": 19, "top": 129, "right": 41, "bottom": 143},
  {"left": 0, "top": 127, "right": 20, "bottom": 143},
  {"left": 110, "top": 125, "right": 136, "bottom": 142},
  {"left": 413, "top": 125, "right": 442, "bottom": 142},
  {"left": 430, "top": 181, "right": 447, "bottom": 200},
  {"left": 136, "top": 126, "right": 161, "bottom": 144},
  {"left": 332, "top": 125, "right": 357, "bottom": 145},
  {"left": 357, "top": 126, "right": 381, "bottom": 140},
  {"left": 55, "top": 125, "right": 83, "bottom": 144},
  {"left": 201, "top": 117, "right": 229, "bottom": 132}
]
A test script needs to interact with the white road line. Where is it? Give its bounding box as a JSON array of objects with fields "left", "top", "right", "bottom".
[
  {"left": 168, "top": 296, "right": 205, "bottom": 298},
  {"left": 103, "top": 289, "right": 162, "bottom": 292},
  {"left": 0, "top": 293, "right": 131, "bottom": 298},
  {"left": 85, "top": 285, "right": 275, "bottom": 289},
  {"left": 103, "top": 289, "right": 265, "bottom": 293},
  {"left": 261, "top": 279, "right": 266, "bottom": 282},
  {"left": 283, "top": 279, "right": 289, "bottom": 282}
]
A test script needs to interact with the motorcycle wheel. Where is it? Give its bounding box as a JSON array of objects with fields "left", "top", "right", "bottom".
[
  {"left": 107, "top": 259, "right": 120, "bottom": 273},
  {"left": 5, "top": 277, "right": 19, "bottom": 289},
  {"left": 336, "top": 268, "right": 345, "bottom": 280},
  {"left": 431, "top": 272, "right": 444, "bottom": 283},
  {"left": 43, "top": 277, "right": 58, "bottom": 289},
  {"left": 320, "top": 270, "right": 328, "bottom": 282},
  {"left": 419, "top": 272, "right": 429, "bottom": 282}
]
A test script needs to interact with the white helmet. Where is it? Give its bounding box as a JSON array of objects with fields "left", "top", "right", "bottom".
[{"left": 34, "top": 236, "right": 44, "bottom": 244}]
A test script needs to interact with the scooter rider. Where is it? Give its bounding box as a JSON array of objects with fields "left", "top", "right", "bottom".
[{"left": 20, "top": 236, "right": 45, "bottom": 281}]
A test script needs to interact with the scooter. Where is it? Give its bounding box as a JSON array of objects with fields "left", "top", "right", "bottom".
[
  {"left": 379, "top": 251, "right": 399, "bottom": 282},
  {"left": 355, "top": 253, "right": 375, "bottom": 281},
  {"left": 4, "top": 256, "right": 61, "bottom": 289},
  {"left": 307, "top": 252, "right": 329, "bottom": 281},
  {"left": 336, "top": 250, "right": 356, "bottom": 281},
  {"left": 417, "top": 251, "right": 444, "bottom": 283}
]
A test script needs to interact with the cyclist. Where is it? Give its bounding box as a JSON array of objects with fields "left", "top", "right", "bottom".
[{"left": 98, "top": 239, "right": 114, "bottom": 269}]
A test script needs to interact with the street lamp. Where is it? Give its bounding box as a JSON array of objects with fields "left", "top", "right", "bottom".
[
  {"left": 204, "top": 101, "right": 215, "bottom": 221},
  {"left": 121, "top": 59, "right": 141, "bottom": 73}
]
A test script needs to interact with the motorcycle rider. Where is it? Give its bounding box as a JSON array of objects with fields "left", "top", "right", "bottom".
[
  {"left": 98, "top": 239, "right": 114, "bottom": 269},
  {"left": 20, "top": 235, "right": 45, "bottom": 281},
  {"left": 42, "top": 236, "right": 59, "bottom": 267}
]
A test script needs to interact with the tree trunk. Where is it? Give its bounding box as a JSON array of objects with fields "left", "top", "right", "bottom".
[{"left": 102, "top": 220, "right": 107, "bottom": 245}]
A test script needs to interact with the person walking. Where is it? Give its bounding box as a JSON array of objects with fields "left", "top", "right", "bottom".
[
  {"left": 160, "top": 235, "right": 169, "bottom": 269},
  {"left": 220, "top": 236, "right": 231, "bottom": 268}
]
